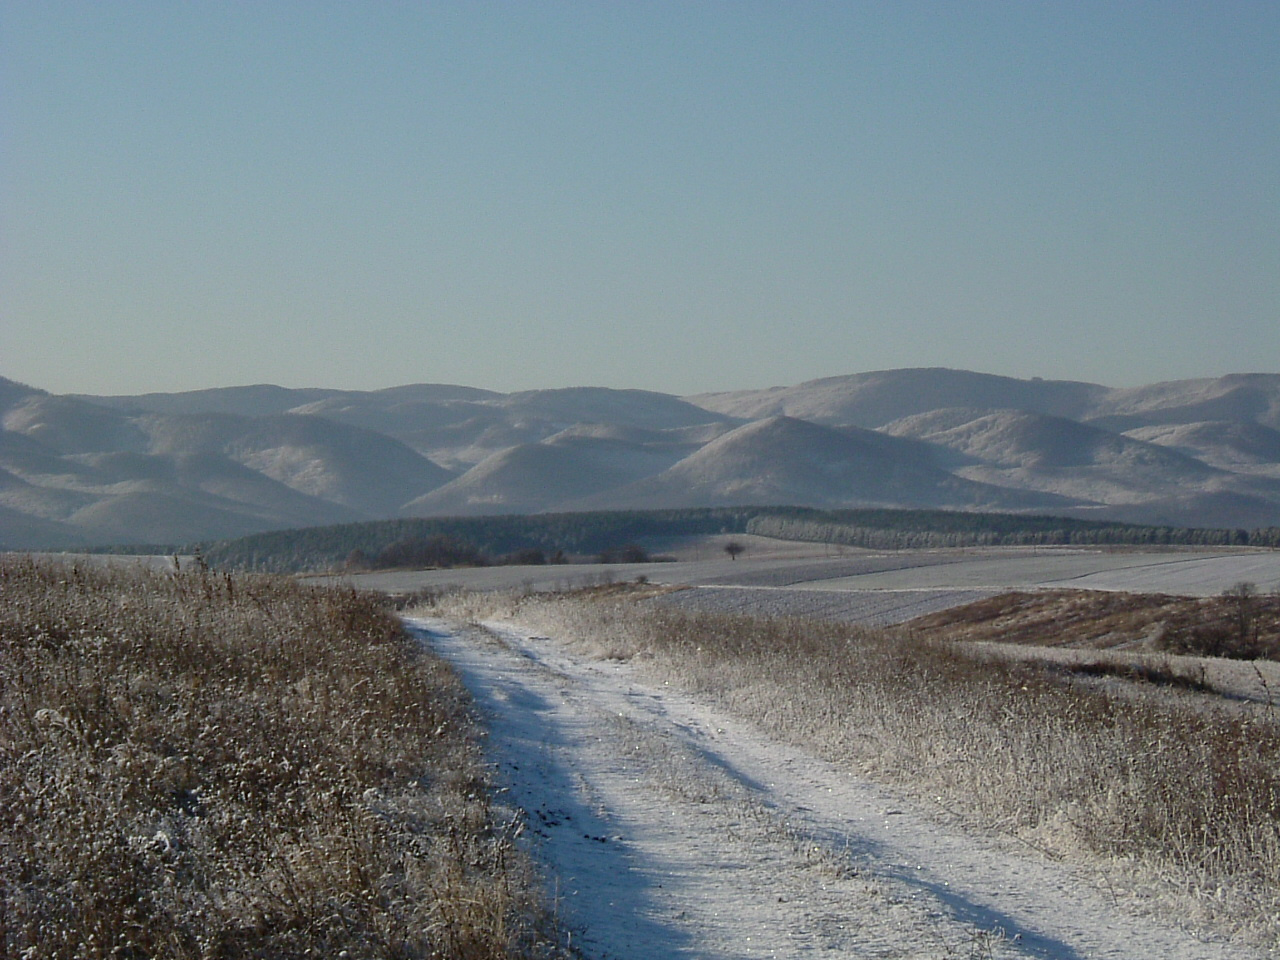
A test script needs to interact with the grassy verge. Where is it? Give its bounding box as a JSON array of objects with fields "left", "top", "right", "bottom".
[
  {"left": 0, "top": 557, "right": 567, "bottom": 960},
  {"left": 910, "top": 587, "right": 1280, "bottom": 659},
  {"left": 429, "top": 585, "right": 1280, "bottom": 949}
]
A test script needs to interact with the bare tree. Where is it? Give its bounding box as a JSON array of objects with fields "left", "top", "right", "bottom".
[{"left": 723, "top": 540, "right": 745, "bottom": 561}]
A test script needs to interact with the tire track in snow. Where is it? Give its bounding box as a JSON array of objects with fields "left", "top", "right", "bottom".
[{"left": 407, "top": 616, "right": 1260, "bottom": 960}]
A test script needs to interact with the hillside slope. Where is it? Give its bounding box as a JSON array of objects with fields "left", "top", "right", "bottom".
[
  {"left": 1124, "top": 421, "right": 1280, "bottom": 477},
  {"left": 566, "top": 416, "right": 1077, "bottom": 512},
  {"left": 686, "top": 368, "right": 1106, "bottom": 427},
  {"left": 5, "top": 367, "right": 1280, "bottom": 547},
  {"left": 883, "top": 408, "right": 1280, "bottom": 525},
  {"left": 405, "top": 430, "right": 700, "bottom": 516},
  {"left": 0, "top": 380, "right": 449, "bottom": 546}
]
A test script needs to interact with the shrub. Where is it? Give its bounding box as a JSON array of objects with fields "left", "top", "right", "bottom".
[
  {"left": 1156, "top": 582, "right": 1280, "bottom": 660},
  {"left": 376, "top": 534, "right": 489, "bottom": 569},
  {"left": 597, "top": 543, "right": 649, "bottom": 564}
]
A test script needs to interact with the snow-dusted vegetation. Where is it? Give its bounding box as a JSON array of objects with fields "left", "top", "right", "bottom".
[
  {"left": 428, "top": 585, "right": 1280, "bottom": 954},
  {"left": 0, "top": 558, "right": 567, "bottom": 959}
]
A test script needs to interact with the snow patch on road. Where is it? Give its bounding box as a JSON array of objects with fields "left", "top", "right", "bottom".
[{"left": 408, "top": 616, "right": 1263, "bottom": 959}]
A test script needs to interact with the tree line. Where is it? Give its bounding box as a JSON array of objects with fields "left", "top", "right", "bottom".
[
  {"left": 747, "top": 511, "right": 1280, "bottom": 551},
  {"left": 192, "top": 509, "right": 755, "bottom": 572}
]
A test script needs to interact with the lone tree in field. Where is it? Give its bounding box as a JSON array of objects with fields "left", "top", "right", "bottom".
[{"left": 723, "top": 540, "right": 745, "bottom": 561}]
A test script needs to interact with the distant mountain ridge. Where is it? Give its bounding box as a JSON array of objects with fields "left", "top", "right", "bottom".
[
  {"left": 688, "top": 369, "right": 1107, "bottom": 427},
  {"left": 3, "top": 368, "right": 1279, "bottom": 549},
  {"left": 691, "top": 369, "right": 1280, "bottom": 432}
]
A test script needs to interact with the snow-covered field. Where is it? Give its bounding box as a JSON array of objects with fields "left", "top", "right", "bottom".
[
  {"left": 408, "top": 616, "right": 1264, "bottom": 959},
  {"left": 339, "top": 542, "right": 1280, "bottom": 626}
]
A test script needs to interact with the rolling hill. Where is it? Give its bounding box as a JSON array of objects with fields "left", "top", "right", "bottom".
[
  {"left": 687, "top": 368, "right": 1107, "bottom": 428},
  {"left": 1084, "top": 374, "right": 1280, "bottom": 432},
  {"left": 884, "top": 407, "right": 1280, "bottom": 515},
  {"left": 1123, "top": 421, "right": 1280, "bottom": 477},
  {"left": 565, "top": 416, "right": 1078, "bottom": 513},
  {"left": 405, "top": 428, "right": 703, "bottom": 516},
  {"left": 3, "top": 367, "right": 1280, "bottom": 549},
  {"left": 0, "top": 379, "right": 449, "bottom": 546}
]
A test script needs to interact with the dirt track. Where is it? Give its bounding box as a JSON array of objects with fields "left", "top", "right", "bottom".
[{"left": 408, "top": 615, "right": 1264, "bottom": 959}]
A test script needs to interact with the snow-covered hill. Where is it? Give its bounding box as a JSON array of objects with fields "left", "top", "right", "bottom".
[
  {"left": 4, "top": 367, "right": 1280, "bottom": 548},
  {"left": 565, "top": 416, "right": 1077, "bottom": 513}
]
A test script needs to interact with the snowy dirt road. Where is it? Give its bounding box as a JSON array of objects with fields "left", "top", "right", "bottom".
[{"left": 406, "top": 617, "right": 1263, "bottom": 960}]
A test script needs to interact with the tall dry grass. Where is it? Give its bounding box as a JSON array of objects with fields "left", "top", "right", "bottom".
[
  {"left": 437, "top": 586, "right": 1280, "bottom": 948},
  {"left": 0, "top": 557, "right": 567, "bottom": 960}
]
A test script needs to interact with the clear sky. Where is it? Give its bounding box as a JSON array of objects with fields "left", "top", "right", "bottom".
[{"left": 3, "top": 1, "right": 1277, "bottom": 397}]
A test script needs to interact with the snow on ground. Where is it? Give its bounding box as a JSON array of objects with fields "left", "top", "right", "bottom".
[
  {"left": 792, "top": 550, "right": 1280, "bottom": 595},
  {"left": 407, "top": 616, "right": 1263, "bottom": 960},
  {"left": 650, "top": 549, "right": 1280, "bottom": 623},
  {"left": 342, "top": 544, "right": 1280, "bottom": 595},
  {"left": 1037, "top": 551, "right": 1280, "bottom": 594},
  {"left": 336, "top": 544, "right": 1280, "bottom": 628}
]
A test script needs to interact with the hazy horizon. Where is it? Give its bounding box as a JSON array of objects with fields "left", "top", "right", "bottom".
[
  {"left": 8, "top": 364, "right": 1280, "bottom": 403},
  {"left": 4, "top": 2, "right": 1277, "bottom": 397}
]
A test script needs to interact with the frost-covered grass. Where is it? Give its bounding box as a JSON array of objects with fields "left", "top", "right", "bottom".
[
  {"left": 0, "top": 557, "right": 566, "bottom": 960},
  {"left": 650, "top": 585, "right": 994, "bottom": 626},
  {"left": 430, "top": 585, "right": 1280, "bottom": 949}
]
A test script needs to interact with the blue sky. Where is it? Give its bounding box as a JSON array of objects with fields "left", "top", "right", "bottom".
[{"left": 3, "top": 1, "right": 1277, "bottom": 396}]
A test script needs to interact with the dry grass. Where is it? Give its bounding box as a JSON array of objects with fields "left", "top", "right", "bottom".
[
  {"left": 0, "top": 557, "right": 568, "bottom": 960},
  {"left": 430, "top": 585, "right": 1280, "bottom": 949},
  {"left": 910, "top": 587, "right": 1280, "bottom": 658}
]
